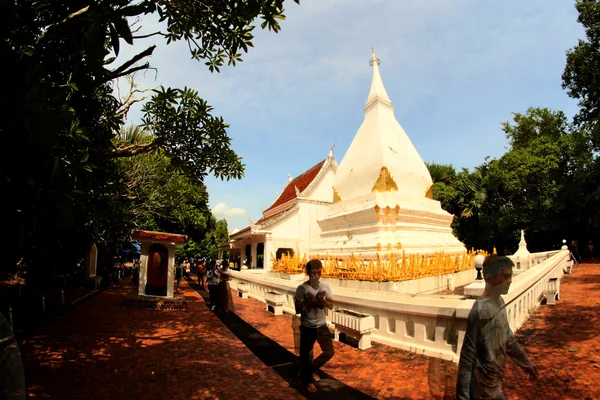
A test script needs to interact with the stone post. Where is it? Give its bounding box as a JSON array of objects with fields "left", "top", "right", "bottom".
[{"left": 264, "top": 234, "right": 274, "bottom": 272}]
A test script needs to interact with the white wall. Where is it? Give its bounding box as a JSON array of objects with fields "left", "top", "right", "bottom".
[{"left": 230, "top": 249, "right": 568, "bottom": 362}]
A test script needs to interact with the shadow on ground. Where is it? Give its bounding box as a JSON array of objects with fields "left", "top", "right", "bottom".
[{"left": 192, "top": 280, "right": 375, "bottom": 400}]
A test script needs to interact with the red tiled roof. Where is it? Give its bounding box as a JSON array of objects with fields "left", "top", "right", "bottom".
[
  {"left": 256, "top": 206, "right": 293, "bottom": 225},
  {"left": 264, "top": 160, "right": 326, "bottom": 212},
  {"left": 229, "top": 226, "right": 251, "bottom": 239},
  {"left": 132, "top": 230, "right": 186, "bottom": 244}
]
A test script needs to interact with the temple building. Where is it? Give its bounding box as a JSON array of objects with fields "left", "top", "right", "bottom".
[{"left": 227, "top": 50, "right": 465, "bottom": 269}]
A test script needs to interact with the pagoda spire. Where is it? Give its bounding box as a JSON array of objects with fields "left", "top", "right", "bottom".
[{"left": 366, "top": 48, "right": 391, "bottom": 107}]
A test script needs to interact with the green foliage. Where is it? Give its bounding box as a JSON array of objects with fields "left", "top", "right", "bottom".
[
  {"left": 485, "top": 108, "right": 592, "bottom": 251},
  {"left": 140, "top": 87, "right": 245, "bottom": 181},
  {"left": 427, "top": 108, "right": 594, "bottom": 254},
  {"left": 563, "top": 0, "right": 600, "bottom": 149},
  {"left": 214, "top": 220, "right": 230, "bottom": 247},
  {"left": 0, "top": 0, "right": 298, "bottom": 278}
]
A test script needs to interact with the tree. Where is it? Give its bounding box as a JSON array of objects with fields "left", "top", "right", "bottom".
[
  {"left": 1, "top": 0, "right": 299, "bottom": 278},
  {"left": 114, "top": 128, "right": 215, "bottom": 249},
  {"left": 428, "top": 163, "right": 489, "bottom": 251},
  {"left": 428, "top": 108, "right": 594, "bottom": 254},
  {"left": 484, "top": 108, "right": 592, "bottom": 252},
  {"left": 214, "top": 219, "right": 230, "bottom": 247},
  {"left": 563, "top": 0, "right": 600, "bottom": 149}
]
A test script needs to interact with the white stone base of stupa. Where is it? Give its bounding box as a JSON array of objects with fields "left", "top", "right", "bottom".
[{"left": 311, "top": 192, "right": 466, "bottom": 257}]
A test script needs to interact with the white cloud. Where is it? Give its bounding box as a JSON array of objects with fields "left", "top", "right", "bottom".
[{"left": 212, "top": 202, "right": 247, "bottom": 217}]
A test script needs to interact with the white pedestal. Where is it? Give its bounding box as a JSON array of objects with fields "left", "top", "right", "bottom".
[
  {"left": 264, "top": 291, "right": 285, "bottom": 315},
  {"left": 334, "top": 325, "right": 374, "bottom": 350},
  {"left": 544, "top": 290, "right": 557, "bottom": 305},
  {"left": 265, "top": 301, "right": 283, "bottom": 315}
]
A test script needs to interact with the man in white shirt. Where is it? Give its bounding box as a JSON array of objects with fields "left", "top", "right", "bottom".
[{"left": 294, "top": 259, "right": 335, "bottom": 393}]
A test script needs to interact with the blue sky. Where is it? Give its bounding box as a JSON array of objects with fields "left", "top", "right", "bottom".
[{"left": 118, "top": 0, "right": 585, "bottom": 233}]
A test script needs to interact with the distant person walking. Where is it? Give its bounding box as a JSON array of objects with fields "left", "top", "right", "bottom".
[
  {"left": 587, "top": 240, "right": 595, "bottom": 260},
  {"left": 196, "top": 258, "right": 206, "bottom": 290},
  {"left": 569, "top": 240, "right": 582, "bottom": 265},
  {"left": 184, "top": 259, "right": 191, "bottom": 279},
  {"left": 206, "top": 260, "right": 221, "bottom": 311},
  {"left": 457, "top": 256, "right": 539, "bottom": 399},
  {"left": 294, "top": 259, "right": 335, "bottom": 393},
  {"left": 217, "top": 261, "right": 234, "bottom": 313}
]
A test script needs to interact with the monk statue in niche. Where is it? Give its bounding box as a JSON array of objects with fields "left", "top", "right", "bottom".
[{"left": 145, "top": 244, "right": 169, "bottom": 296}]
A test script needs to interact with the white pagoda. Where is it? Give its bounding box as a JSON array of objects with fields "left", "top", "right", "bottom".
[{"left": 311, "top": 51, "right": 466, "bottom": 257}]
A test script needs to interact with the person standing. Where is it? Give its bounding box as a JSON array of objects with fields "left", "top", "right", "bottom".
[
  {"left": 569, "top": 240, "right": 582, "bottom": 265},
  {"left": 294, "top": 259, "right": 335, "bottom": 393},
  {"left": 184, "top": 259, "right": 191, "bottom": 279},
  {"left": 457, "top": 256, "right": 539, "bottom": 399},
  {"left": 196, "top": 258, "right": 206, "bottom": 290}
]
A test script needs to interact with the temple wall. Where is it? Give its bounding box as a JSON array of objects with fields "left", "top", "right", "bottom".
[
  {"left": 306, "top": 168, "right": 336, "bottom": 202},
  {"left": 230, "top": 249, "right": 568, "bottom": 362}
]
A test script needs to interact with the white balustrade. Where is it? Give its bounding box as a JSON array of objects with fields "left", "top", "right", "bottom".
[{"left": 229, "top": 249, "right": 569, "bottom": 362}]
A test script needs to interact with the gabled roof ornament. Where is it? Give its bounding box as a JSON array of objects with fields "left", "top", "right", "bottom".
[
  {"left": 288, "top": 173, "right": 293, "bottom": 183},
  {"left": 328, "top": 141, "right": 336, "bottom": 159}
]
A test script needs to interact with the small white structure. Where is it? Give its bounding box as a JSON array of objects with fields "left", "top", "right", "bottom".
[
  {"left": 237, "top": 282, "right": 250, "bottom": 299},
  {"left": 132, "top": 230, "right": 186, "bottom": 298},
  {"left": 331, "top": 308, "right": 375, "bottom": 350},
  {"left": 511, "top": 230, "right": 533, "bottom": 270},
  {"left": 264, "top": 290, "right": 285, "bottom": 315},
  {"left": 544, "top": 277, "right": 560, "bottom": 305}
]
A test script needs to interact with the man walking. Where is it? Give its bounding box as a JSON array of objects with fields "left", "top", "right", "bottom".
[
  {"left": 457, "top": 256, "right": 539, "bottom": 399},
  {"left": 294, "top": 259, "right": 335, "bottom": 393}
]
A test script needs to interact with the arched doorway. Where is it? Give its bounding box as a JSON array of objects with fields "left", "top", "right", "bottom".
[
  {"left": 245, "top": 244, "right": 251, "bottom": 267},
  {"left": 145, "top": 244, "right": 168, "bottom": 296},
  {"left": 257, "top": 242, "right": 264, "bottom": 269}
]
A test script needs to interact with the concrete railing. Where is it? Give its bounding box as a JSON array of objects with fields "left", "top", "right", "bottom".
[{"left": 230, "top": 249, "right": 569, "bottom": 363}]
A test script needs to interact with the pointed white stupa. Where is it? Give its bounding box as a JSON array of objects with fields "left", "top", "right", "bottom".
[
  {"left": 334, "top": 50, "right": 433, "bottom": 202},
  {"left": 311, "top": 50, "right": 465, "bottom": 257}
]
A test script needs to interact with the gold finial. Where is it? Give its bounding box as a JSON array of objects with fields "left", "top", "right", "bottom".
[{"left": 370, "top": 48, "right": 380, "bottom": 67}]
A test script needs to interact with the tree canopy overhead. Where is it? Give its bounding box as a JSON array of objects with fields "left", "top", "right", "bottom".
[
  {"left": 0, "top": 0, "right": 299, "bottom": 277},
  {"left": 563, "top": 0, "right": 600, "bottom": 149}
]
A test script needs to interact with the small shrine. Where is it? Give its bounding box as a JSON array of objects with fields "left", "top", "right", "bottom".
[{"left": 132, "top": 230, "right": 186, "bottom": 298}]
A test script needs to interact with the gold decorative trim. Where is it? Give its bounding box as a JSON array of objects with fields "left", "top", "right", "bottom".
[
  {"left": 425, "top": 185, "right": 433, "bottom": 199},
  {"left": 396, "top": 242, "right": 402, "bottom": 250},
  {"left": 332, "top": 187, "right": 342, "bottom": 203},
  {"left": 372, "top": 166, "right": 398, "bottom": 193},
  {"left": 374, "top": 205, "right": 381, "bottom": 222},
  {"left": 386, "top": 243, "right": 392, "bottom": 251},
  {"left": 377, "top": 243, "right": 382, "bottom": 251}
]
